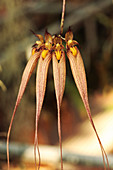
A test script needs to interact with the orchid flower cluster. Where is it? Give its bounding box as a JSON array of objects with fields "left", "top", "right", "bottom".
[
  {"left": 7, "top": 0, "right": 109, "bottom": 169},
  {"left": 7, "top": 28, "right": 109, "bottom": 170}
]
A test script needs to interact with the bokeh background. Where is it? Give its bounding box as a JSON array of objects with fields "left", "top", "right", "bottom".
[{"left": 0, "top": 0, "right": 113, "bottom": 169}]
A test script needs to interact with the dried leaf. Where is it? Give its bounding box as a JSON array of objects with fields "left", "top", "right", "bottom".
[
  {"left": 52, "top": 52, "right": 66, "bottom": 170},
  {"left": 7, "top": 52, "right": 40, "bottom": 170},
  {"left": 67, "top": 49, "right": 109, "bottom": 169},
  {"left": 34, "top": 52, "right": 51, "bottom": 169}
]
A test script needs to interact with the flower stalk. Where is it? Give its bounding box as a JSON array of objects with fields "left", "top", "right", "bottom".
[{"left": 60, "top": 0, "right": 66, "bottom": 35}]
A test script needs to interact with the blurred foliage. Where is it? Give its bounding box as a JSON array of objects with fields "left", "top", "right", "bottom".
[
  {"left": 0, "top": 65, "right": 6, "bottom": 91},
  {"left": 0, "top": 0, "right": 31, "bottom": 49}
]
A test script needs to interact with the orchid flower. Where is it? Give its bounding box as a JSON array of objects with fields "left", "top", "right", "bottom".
[{"left": 7, "top": 0, "right": 109, "bottom": 170}]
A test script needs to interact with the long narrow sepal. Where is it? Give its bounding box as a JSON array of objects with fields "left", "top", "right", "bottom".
[
  {"left": 7, "top": 52, "right": 40, "bottom": 170},
  {"left": 67, "top": 50, "right": 109, "bottom": 170},
  {"left": 34, "top": 53, "right": 51, "bottom": 170},
  {"left": 52, "top": 52, "right": 66, "bottom": 170}
]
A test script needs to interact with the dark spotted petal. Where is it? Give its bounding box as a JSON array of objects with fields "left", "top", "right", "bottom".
[
  {"left": 7, "top": 52, "right": 41, "bottom": 170},
  {"left": 34, "top": 52, "right": 51, "bottom": 169},
  {"left": 52, "top": 51, "right": 66, "bottom": 170}
]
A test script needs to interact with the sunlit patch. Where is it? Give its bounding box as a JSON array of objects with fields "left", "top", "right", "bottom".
[
  {"left": 41, "top": 49, "right": 49, "bottom": 59},
  {"left": 70, "top": 47, "right": 77, "bottom": 57}
]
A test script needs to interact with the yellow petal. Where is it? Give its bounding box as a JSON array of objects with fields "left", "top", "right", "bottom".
[
  {"left": 35, "top": 53, "right": 51, "bottom": 169},
  {"left": 52, "top": 51, "right": 66, "bottom": 170},
  {"left": 70, "top": 47, "right": 77, "bottom": 57},
  {"left": 67, "top": 50, "right": 109, "bottom": 170},
  {"left": 55, "top": 51, "right": 61, "bottom": 60},
  {"left": 7, "top": 51, "right": 40, "bottom": 170},
  {"left": 56, "top": 43, "right": 60, "bottom": 48},
  {"left": 32, "top": 48, "right": 36, "bottom": 55},
  {"left": 41, "top": 50, "right": 49, "bottom": 59}
]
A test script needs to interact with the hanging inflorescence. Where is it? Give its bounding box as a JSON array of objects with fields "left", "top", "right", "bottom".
[
  {"left": 7, "top": 28, "right": 110, "bottom": 170},
  {"left": 7, "top": 0, "right": 110, "bottom": 169}
]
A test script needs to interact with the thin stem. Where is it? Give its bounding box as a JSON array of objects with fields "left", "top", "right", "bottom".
[{"left": 60, "top": 0, "right": 66, "bottom": 35}]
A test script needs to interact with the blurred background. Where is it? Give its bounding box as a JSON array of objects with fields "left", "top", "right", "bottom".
[{"left": 0, "top": 0, "right": 113, "bottom": 169}]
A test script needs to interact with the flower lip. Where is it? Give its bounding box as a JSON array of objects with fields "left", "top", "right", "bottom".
[
  {"left": 41, "top": 49, "right": 49, "bottom": 59},
  {"left": 70, "top": 46, "right": 78, "bottom": 57},
  {"left": 55, "top": 50, "right": 62, "bottom": 61}
]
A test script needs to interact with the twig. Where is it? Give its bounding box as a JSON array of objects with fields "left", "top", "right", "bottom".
[{"left": 60, "top": 0, "right": 66, "bottom": 35}]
